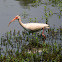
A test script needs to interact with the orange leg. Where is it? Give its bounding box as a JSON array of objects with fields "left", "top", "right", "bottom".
[{"left": 42, "top": 28, "right": 46, "bottom": 39}]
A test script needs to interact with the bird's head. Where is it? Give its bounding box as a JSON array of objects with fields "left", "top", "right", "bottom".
[{"left": 8, "top": 15, "right": 21, "bottom": 26}]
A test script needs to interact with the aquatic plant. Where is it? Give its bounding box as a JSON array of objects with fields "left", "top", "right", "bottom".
[{"left": 0, "top": 27, "right": 62, "bottom": 61}]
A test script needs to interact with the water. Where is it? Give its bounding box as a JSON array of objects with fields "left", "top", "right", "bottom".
[{"left": 0, "top": 0, "right": 62, "bottom": 34}]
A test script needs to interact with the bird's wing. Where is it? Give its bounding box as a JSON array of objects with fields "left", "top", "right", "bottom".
[{"left": 24, "top": 23, "right": 49, "bottom": 31}]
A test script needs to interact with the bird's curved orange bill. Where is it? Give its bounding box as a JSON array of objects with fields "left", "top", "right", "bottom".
[{"left": 8, "top": 17, "right": 17, "bottom": 26}]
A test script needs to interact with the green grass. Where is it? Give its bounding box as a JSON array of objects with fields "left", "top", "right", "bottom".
[{"left": 0, "top": 28, "right": 62, "bottom": 62}]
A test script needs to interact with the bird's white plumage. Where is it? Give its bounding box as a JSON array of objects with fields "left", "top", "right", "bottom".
[
  {"left": 23, "top": 23, "right": 49, "bottom": 31},
  {"left": 8, "top": 15, "right": 49, "bottom": 38},
  {"left": 8, "top": 15, "right": 50, "bottom": 38},
  {"left": 8, "top": 15, "right": 49, "bottom": 33}
]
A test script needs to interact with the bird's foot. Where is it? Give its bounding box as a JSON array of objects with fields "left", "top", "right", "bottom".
[{"left": 42, "top": 33, "right": 46, "bottom": 39}]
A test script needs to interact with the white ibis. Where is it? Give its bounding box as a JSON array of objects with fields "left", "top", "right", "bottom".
[{"left": 8, "top": 15, "right": 49, "bottom": 38}]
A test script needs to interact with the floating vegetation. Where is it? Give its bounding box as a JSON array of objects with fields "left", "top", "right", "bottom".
[
  {"left": 22, "top": 10, "right": 29, "bottom": 19},
  {"left": 0, "top": 27, "right": 62, "bottom": 62}
]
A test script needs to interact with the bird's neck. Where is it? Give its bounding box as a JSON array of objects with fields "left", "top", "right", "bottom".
[{"left": 18, "top": 17, "right": 25, "bottom": 28}]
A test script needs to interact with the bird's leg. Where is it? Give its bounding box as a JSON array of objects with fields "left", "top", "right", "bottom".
[{"left": 42, "top": 28, "right": 46, "bottom": 39}]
